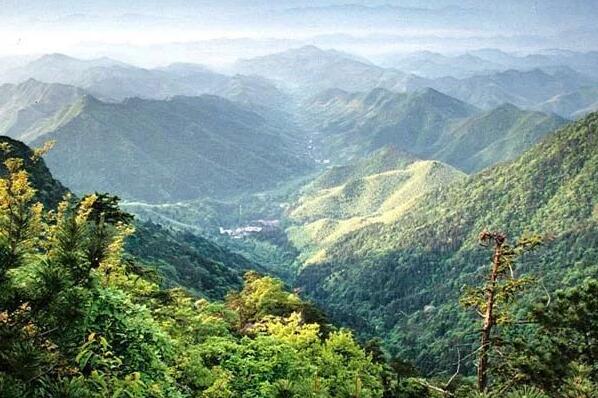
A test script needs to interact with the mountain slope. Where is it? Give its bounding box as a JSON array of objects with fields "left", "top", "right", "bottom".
[
  {"left": 0, "top": 79, "right": 86, "bottom": 143},
  {"left": 216, "top": 74, "right": 293, "bottom": 111},
  {"left": 295, "top": 113, "right": 598, "bottom": 372},
  {"left": 433, "top": 103, "right": 567, "bottom": 172},
  {"left": 302, "top": 87, "right": 478, "bottom": 162},
  {"left": 537, "top": 86, "right": 598, "bottom": 119},
  {"left": 0, "top": 135, "right": 261, "bottom": 299},
  {"left": 303, "top": 87, "right": 565, "bottom": 171},
  {"left": 32, "top": 95, "right": 310, "bottom": 202},
  {"left": 287, "top": 148, "right": 466, "bottom": 264},
  {"left": 126, "top": 220, "right": 262, "bottom": 299}
]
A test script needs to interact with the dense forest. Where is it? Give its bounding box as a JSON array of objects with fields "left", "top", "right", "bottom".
[
  {"left": 1, "top": 5, "right": 598, "bottom": 395},
  {"left": 0, "top": 118, "right": 596, "bottom": 397},
  {"left": 295, "top": 112, "right": 598, "bottom": 375}
]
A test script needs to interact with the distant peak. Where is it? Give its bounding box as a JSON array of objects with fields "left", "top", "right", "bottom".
[
  {"left": 19, "top": 77, "right": 42, "bottom": 86},
  {"left": 79, "top": 94, "right": 104, "bottom": 107},
  {"left": 492, "top": 102, "right": 521, "bottom": 112},
  {"left": 37, "top": 53, "right": 76, "bottom": 62},
  {"left": 295, "top": 45, "right": 324, "bottom": 53},
  {"left": 415, "top": 87, "right": 448, "bottom": 98}
]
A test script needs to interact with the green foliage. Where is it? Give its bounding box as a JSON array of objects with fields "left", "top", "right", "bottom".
[
  {"left": 0, "top": 137, "right": 68, "bottom": 208},
  {"left": 126, "top": 220, "right": 261, "bottom": 299},
  {"left": 497, "top": 279, "right": 598, "bottom": 395},
  {"left": 0, "top": 155, "right": 385, "bottom": 397},
  {"left": 295, "top": 112, "right": 598, "bottom": 375}
]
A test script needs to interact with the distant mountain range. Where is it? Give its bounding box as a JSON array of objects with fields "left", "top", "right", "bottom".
[
  {"left": 381, "top": 49, "right": 598, "bottom": 80},
  {"left": 0, "top": 47, "right": 594, "bottom": 207},
  {"left": 0, "top": 54, "right": 226, "bottom": 101},
  {"left": 233, "top": 46, "right": 598, "bottom": 115},
  {"left": 301, "top": 87, "right": 566, "bottom": 172},
  {"left": 2, "top": 48, "right": 597, "bottom": 119},
  {"left": 380, "top": 51, "right": 504, "bottom": 79},
  {"left": 429, "top": 67, "right": 596, "bottom": 110},
  {"left": 233, "top": 45, "right": 427, "bottom": 95},
  {"left": 0, "top": 54, "right": 289, "bottom": 110}
]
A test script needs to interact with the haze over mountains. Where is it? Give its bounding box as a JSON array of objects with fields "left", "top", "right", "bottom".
[
  {"left": 0, "top": 45, "right": 595, "bottom": 203},
  {"left": 0, "top": 27, "right": 598, "bottom": 371},
  {"left": 1, "top": 2, "right": 598, "bottom": 395}
]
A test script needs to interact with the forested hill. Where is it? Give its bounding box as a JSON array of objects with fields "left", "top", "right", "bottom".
[
  {"left": 0, "top": 136, "right": 388, "bottom": 397},
  {"left": 0, "top": 135, "right": 261, "bottom": 299},
  {"left": 296, "top": 112, "right": 598, "bottom": 372},
  {"left": 301, "top": 87, "right": 567, "bottom": 170}
]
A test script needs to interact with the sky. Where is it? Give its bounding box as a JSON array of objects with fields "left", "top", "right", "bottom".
[{"left": 1, "top": 0, "right": 597, "bottom": 67}]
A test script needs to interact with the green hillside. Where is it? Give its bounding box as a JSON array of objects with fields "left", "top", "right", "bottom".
[
  {"left": 302, "top": 87, "right": 477, "bottom": 161},
  {"left": 303, "top": 87, "right": 566, "bottom": 172},
  {"left": 304, "top": 146, "right": 418, "bottom": 192},
  {"left": 434, "top": 103, "right": 567, "bottom": 172},
  {"left": 287, "top": 148, "right": 466, "bottom": 264},
  {"left": 33, "top": 95, "right": 311, "bottom": 202},
  {"left": 295, "top": 112, "right": 598, "bottom": 373},
  {"left": 126, "top": 221, "right": 262, "bottom": 299}
]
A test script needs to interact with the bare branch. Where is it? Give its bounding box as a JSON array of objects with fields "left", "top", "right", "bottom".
[
  {"left": 412, "top": 378, "right": 454, "bottom": 397},
  {"left": 445, "top": 347, "right": 461, "bottom": 389}
]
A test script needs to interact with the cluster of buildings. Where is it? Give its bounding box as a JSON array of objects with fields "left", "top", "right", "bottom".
[{"left": 219, "top": 219, "right": 280, "bottom": 239}]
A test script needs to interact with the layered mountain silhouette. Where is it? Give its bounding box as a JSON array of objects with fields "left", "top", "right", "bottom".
[{"left": 302, "top": 87, "right": 566, "bottom": 171}]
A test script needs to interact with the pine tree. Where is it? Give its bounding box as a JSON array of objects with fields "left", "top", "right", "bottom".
[{"left": 460, "top": 231, "right": 542, "bottom": 392}]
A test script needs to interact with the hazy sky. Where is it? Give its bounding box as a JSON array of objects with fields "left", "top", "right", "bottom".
[{"left": 1, "top": 0, "right": 597, "bottom": 66}]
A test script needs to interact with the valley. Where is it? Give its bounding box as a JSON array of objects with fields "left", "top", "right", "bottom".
[{"left": 1, "top": 12, "right": 597, "bottom": 395}]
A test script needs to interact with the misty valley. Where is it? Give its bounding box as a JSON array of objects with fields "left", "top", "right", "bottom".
[{"left": 0, "top": 2, "right": 597, "bottom": 397}]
